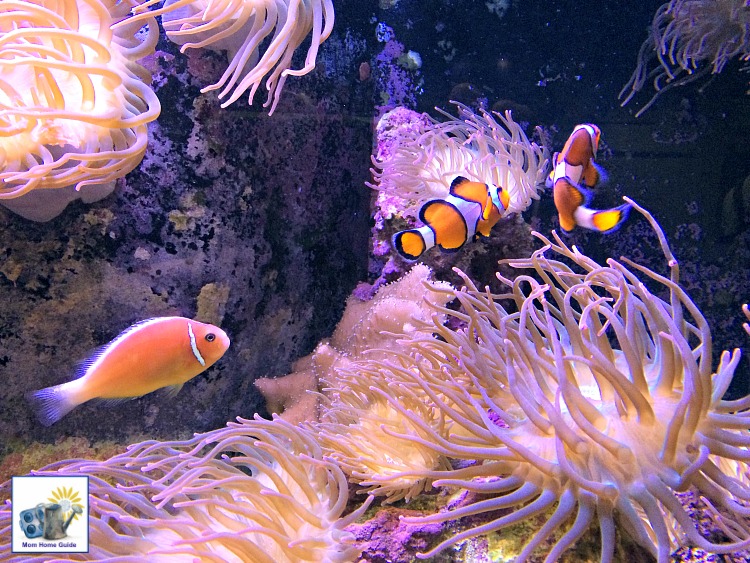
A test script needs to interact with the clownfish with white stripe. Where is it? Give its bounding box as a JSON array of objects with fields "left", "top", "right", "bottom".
[
  {"left": 393, "top": 176, "right": 511, "bottom": 261},
  {"left": 547, "top": 123, "right": 631, "bottom": 234},
  {"left": 27, "top": 316, "right": 230, "bottom": 426}
]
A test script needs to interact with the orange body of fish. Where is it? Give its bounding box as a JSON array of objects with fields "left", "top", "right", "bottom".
[{"left": 28, "top": 316, "right": 231, "bottom": 426}]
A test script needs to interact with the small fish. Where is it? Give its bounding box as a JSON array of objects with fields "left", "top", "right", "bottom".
[
  {"left": 28, "top": 317, "right": 230, "bottom": 426},
  {"left": 393, "top": 176, "right": 511, "bottom": 260},
  {"left": 547, "top": 123, "right": 630, "bottom": 234}
]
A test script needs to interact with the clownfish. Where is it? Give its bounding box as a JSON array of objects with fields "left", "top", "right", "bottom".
[
  {"left": 27, "top": 316, "right": 230, "bottom": 426},
  {"left": 547, "top": 123, "right": 631, "bottom": 233},
  {"left": 393, "top": 176, "right": 511, "bottom": 261}
]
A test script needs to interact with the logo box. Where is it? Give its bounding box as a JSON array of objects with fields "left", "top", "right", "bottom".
[{"left": 11, "top": 476, "right": 89, "bottom": 554}]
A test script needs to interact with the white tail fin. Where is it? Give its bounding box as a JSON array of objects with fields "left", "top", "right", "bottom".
[{"left": 26, "top": 383, "right": 80, "bottom": 426}]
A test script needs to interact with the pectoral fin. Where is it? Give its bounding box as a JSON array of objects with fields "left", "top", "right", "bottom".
[{"left": 162, "top": 383, "right": 184, "bottom": 400}]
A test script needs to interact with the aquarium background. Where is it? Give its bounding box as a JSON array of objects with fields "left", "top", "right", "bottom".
[{"left": 1, "top": 0, "right": 749, "bottom": 561}]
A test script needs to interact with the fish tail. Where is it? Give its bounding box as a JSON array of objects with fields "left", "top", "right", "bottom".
[
  {"left": 575, "top": 203, "right": 631, "bottom": 234},
  {"left": 392, "top": 225, "right": 434, "bottom": 260},
  {"left": 592, "top": 203, "right": 631, "bottom": 233},
  {"left": 26, "top": 382, "right": 80, "bottom": 426}
]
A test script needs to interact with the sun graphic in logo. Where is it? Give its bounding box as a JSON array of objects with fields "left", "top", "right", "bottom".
[{"left": 48, "top": 486, "right": 84, "bottom": 522}]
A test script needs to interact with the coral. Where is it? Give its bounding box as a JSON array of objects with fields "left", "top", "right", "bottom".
[
  {"left": 346, "top": 507, "right": 445, "bottom": 563},
  {"left": 372, "top": 24, "right": 424, "bottom": 114},
  {"left": 335, "top": 200, "right": 750, "bottom": 562},
  {"left": 0, "top": 0, "right": 160, "bottom": 221},
  {"left": 620, "top": 0, "right": 750, "bottom": 116},
  {"left": 485, "top": 0, "right": 511, "bottom": 19},
  {"left": 0, "top": 417, "right": 371, "bottom": 562},
  {"left": 195, "top": 282, "right": 231, "bottom": 325},
  {"left": 125, "top": 0, "right": 335, "bottom": 114}
]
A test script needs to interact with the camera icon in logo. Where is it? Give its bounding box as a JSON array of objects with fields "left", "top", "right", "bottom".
[{"left": 18, "top": 504, "right": 45, "bottom": 539}]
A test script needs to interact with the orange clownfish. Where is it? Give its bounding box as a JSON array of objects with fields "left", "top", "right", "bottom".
[
  {"left": 393, "top": 176, "right": 511, "bottom": 260},
  {"left": 547, "top": 123, "right": 630, "bottom": 234},
  {"left": 28, "top": 316, "right": 231, "bottom": 426}
]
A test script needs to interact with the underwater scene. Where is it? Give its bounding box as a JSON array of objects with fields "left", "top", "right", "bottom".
[{"left": 1, "top": 0, "right": 750, "bottom": 561}]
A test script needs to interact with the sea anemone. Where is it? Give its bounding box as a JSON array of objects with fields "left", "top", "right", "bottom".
[
  {"left": 0, "top": 416, "right": 371, "bottom": 562},
  {"left": 253, "top": 265, "right": 456, "bottom": 502},
  {"left": 620, "top": 0, "right": 750, "bottom": 116},
  {"left": 254, "top": 264, "right": 454, "bottom": 424},
  {"left": 0, "top": 0, "right": 161, "bottom": 221},
  {"left": 311, "top": 267, "right": 456, "bottom": 504},
  {"left": 349, "top": 199, "right": 750, "bottom": 561},
  {"left": 369, "top": 102, "right": 549, "bottom": 221},
  {"left": 124, "top": 0, "right": 335, "bottom": 114},
  {"left": 316, "top": 358, "right": 453, "bottom": 504}
]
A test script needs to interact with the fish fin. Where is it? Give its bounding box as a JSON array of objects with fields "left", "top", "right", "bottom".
[
  {"left": 93, "top": 397, "right": 137, "bottom": 408},
  {"left": 449, "top": 177, "right": 488, "bottom": 207},
  {"left": 481, "top": 203, "right": 492, "bottom": 222},
  {"left": 449, "top": 176, "right": 471, "bottom": 195},
  {"left": 393, "top": 229, "right": 427, "bottom": 260},
  {"left": 557, "top": 181, "right": 593, "bottom": 212},
  {"left": 593, "top": 161, "right": 608, "bottom": 184},
  {"left": 558, "top": 212, "right": 577, "bottom": 233},
  {"left": 26, "top": 384, "right": 79, "bottom": 427},
  {"left": 583, "top": 161, "right": 607, "bottom": 188},
  {"left": 161, "top": 383, "right": 184, "bottom": 400},
  {"left": 111, "top": 318, "right": 180, "bottom": 346},
  {"left": 568, "top": 182, "right": 593, "bottom": 207},
  {"left": 545, "top": 153, "right": 559, "bottom": 189},
  {"left": 499, "top": 187, "right": 510, "bottom": 212},
  {"left": 592, "top": 203, "right": 631, "bottom": 234},
  {"left": 574, "top": 203, "right": 631, "bottom": 233},
  {"left": 437, "top": 242, "right": 465, "bottom": 253},
  {"left": 72, "top": 344, "right": 109, "bottom": 380}
]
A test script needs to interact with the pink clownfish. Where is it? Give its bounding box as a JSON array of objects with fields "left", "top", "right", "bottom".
[
  {"left": 547, "top": 123, "right": 630, "bottom": 233},
  {"left": 393, "top": 176, "right": 511, "bottom": 261},
  {"left": 28, "top": 316, "right": 230, "bottom": 426}
]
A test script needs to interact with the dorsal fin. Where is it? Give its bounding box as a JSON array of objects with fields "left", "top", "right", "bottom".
[{"left": 449, "top": 176, "right": 470, "bottom": 194}]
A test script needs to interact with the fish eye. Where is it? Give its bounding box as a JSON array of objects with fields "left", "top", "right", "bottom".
[{"left": 205, "top": 333, "right": 216, "bottom": 342}]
